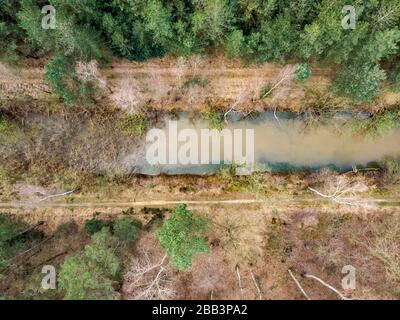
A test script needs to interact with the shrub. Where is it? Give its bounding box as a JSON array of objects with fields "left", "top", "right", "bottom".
[
  {"left": 225, "top": 29, "right": 245, "bottom": 59},
  {"left": 333, "top": 63, "right": 386, "bottom": 104},
  {"left": 295, "top": 63, "right": 312, "bottom": 82},
  {"left": 84, "top": 217, "right": 107, "bottom": 235},
  {"left": 381, "top": 158, "right": 400, "bottom": 184},
  {"left": 117, "top": 114, "right": 148, "bottom": 137},
  {"left": 113, "top": 216, "right": 142, "bottom": 243},
  {"left": 156, "top": 204, "right": 210, "bottom": 270},
  {"left": 202, "top": 109, "right": 224, "bottom": 131},
  {"left": 44, "top": 54, "right": 81, "bottom": 105},
  {"left": 344, "top": 110, "right": 399, "bottom": 138},
  {"left": 55, "top": 221, "right": 78, "bottom": 238},
  {"left": 0, "top": 213, "right": 39, "bottom": 276}
]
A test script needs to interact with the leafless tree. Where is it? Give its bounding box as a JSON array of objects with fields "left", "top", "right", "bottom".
[
  {"left": 304, "top": 273, "right": 352, "bottom": 300},
  {"left": 224, "top": 73, "right": 264, "bottom": 121},
  {"left": 172, "top": 56, "right": 188, "bottom": 87},
  {"left": 309, "top": 171, "right": 374, "bottom": 208},
  {"left": 261, "top": 64, "right": 296, "bottom": 100},
  {"left": 192, "top": 255, "right": 223, "bottom": 298},
  {"left": 122, "top": 251, "right": 175, "bottom": 300},
  {"left": 111, "top": 77, "right": 144, "bottom": 114},
  {"left": 76, "top": 60, "right": 108, "bottom": 90}
]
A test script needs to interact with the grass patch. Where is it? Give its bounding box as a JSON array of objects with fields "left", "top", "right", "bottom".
[
  {"left": 182, "top": 77, "right": 209, "bottom": 89},
  {"left": 117, "top": 113, "right": 148, "bottom": 137},
  {"left": 0, "top": 116, "right": 19, "bottom": 144}
]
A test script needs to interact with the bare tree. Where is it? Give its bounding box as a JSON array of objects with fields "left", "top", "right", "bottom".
[
  {"left": 172, "top": 57, "right": 188, "bottom": 87},
  {"left": 261, "top": 64, "right": 296, "bottom": 100},
  {"left": 192, "top": 255, "right": 223, "bottom": 298},
  {"left": 309, "top": 171, "right": 374, "bottom": 208},
  {"left": 304, "top": 273, "right": 351, "bottom": 300},
  {"left": 76, "top": 60, "right": 108, "bottom": 90},
  {"left": 224, "top": 72, "right": 264, "bottom": 122},
  {"left": 111, "top": 77, "right": 144, "bottom": 114},
  {"left": 122, "top": 251, "right": 175, "bottom": 300}
]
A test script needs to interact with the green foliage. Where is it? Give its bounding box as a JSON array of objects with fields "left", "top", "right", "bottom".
[
  {"left": 225, "top": 29, "right": 245, "bottom": 59},
  {"left": 44, "top": 54, "right": 78, "bottom": 105},
  {"left": 156, "top": 204, "right": 210, "bottom": 270},
  {"left": 84, "top": 217, "right": 108, "bottom": 235},
  {"left": 202, "top": 108, "right": 225, "bottom": 131},
  {"left": 333, "top": 63, "right": 386, "bottom": 103},
  {"left": 59, "top": 228, "right": 120, "bottom": 300},
  {"left": 0, "top": 0, "right": 399, "bottom": 102},
  {"left": 381, "top": 158, "right": 400, "bottom": 184},
  {"left": 247, "top": 14, "right": 297, "bottom": 62},
  {"left": 117, "top": 114, "right": 148, "bottom": 137},
  {"left": 192, "top": 0, "right": 235, "bottom": 47},
  {"left": 218, "top": 166, "right": 268, "bottom": 196},
  {"left": 0, "top": 116, "right": 18, "bottom": 144},
  {"left": 295, "top": 63, "right": 312, "bottom": 82},
  {"left": 113, "top": 216, "right": 142, "bottom": 243},
  {"left": 0, "top": 213, "right": 34, "bottom": 276},
  {"left": 209, "top": 114, "right": 225, "bottom": 131},
  {"left": 344, "top": 110, "right": 400, "bottom": 138}
]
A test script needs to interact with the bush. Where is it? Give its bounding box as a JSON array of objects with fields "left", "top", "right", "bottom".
[
  {"left": 202, "top": 109, "right": 224, "bottom": 131},
  {"left": 44, "top": 54, "right": 78, "bottom": 105},
  {"left": 295, "top": 63, "right": 312, "bottom": 82},
  {"left": 381, "top": 158, "right": 400, "bottom": 184},
  {"left": 113, "top": 217, "right": 142, "bottom": 243},
  {"left": 259, "top": 83, "right": 273, "bottom": 99},
  {"left": 333, "top": 63, "right": 386, "bottom": 104},
  {"left": 117, "top": 114, "right": 148, "bottom": 137},
  {"left": 344, "top": 110, "right": 399, "bottom": 138},
  {"left": 84, "top": 217, "right": 107, "bottom": 235},
  {"left": 225, "top": 29, "right": 245, "bottom": 59},
  {"left": 156, "top": 204, "right": 210, "bottom": 270}
]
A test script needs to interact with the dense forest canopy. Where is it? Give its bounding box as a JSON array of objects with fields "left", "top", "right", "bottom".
[{"left": 0, "top": 0, "right": 399, "bottom": 103}]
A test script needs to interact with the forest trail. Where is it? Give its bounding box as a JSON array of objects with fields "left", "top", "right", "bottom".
[{"left": 1, "top": 197, "right": 399, "bottom": 209}]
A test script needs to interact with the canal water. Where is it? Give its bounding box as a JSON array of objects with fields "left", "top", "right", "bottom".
[{"left": 128, "top": 112, "right": 400, "bottom": 175}]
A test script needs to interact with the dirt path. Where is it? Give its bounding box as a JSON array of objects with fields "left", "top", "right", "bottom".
[{"left": 1, "top": 197, "right": 399, "bottom": 209}]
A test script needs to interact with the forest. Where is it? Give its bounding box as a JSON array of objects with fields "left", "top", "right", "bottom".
[{"left": 1, "top": 0, "right": 399, "bottom": 104}]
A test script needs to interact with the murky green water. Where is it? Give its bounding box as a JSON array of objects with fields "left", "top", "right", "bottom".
[{"left": 129, "top": 112, "right": 400, "bottom": 175}]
